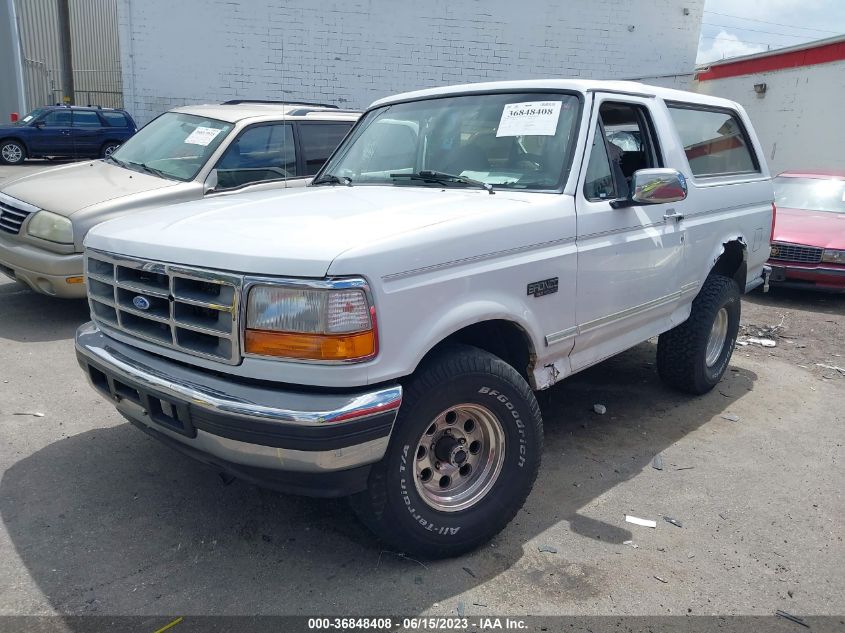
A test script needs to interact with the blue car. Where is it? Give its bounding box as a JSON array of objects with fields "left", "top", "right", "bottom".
[{"left": 0, "top": 105, "right": 137, "bottom": 165}]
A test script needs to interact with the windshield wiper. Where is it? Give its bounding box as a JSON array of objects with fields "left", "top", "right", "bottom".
[
  {"left": 105, "top": 155, "right": 128, "bottom": 169},
  {"left": 390, "top": 170, "right": 494, "bottom": 194},
  {"left": 312, "top": 173, "right": 352, "bottom": 186},
  {"left": 126, "top": 161, "right": 172, "bottom": 180}
]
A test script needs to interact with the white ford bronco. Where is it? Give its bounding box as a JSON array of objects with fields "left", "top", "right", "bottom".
[{"left": 75, "top": 80, "right": 774, "bottom": 558}]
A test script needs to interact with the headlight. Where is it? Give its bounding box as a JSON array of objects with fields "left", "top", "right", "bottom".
[
  {"left": 244, "top": 283, "right": 376, "bottom": 362},
  {"left": 27, "top": 211, "right": 73, "bottom": 244},
  {"left": 821, "top": 249, "right": 845, "bottom": 264}
]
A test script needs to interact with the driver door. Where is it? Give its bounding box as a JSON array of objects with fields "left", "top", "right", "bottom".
[
  {"left": 570, "top": 93, "right": 686, "bottom": 371},
  {"left": 30, "top": 110, "right": 73, "bottom": 155},
  {"left": 209, "top": 122, "right": 306, "bottom": 194}
]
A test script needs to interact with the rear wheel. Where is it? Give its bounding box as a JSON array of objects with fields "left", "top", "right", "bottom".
[
  {"left": 351, "top": 344, "right": 543, "bottom": 558},
  {"left": 657, "top": 274, "right": 741, "bottom": 394},
  {"left": 0, "top": 140, "right": 25, "bottom": 165},
  {"left": 101, "top": 142, "right": 121, "bottom": 158}
]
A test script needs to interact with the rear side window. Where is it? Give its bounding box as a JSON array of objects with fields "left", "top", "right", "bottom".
[
  {"left": 72, "top": 111, "right": 102, "bottom": 127},
  {"left": 298, "top": 123, "right": 351, "bottom": 175},
  {"left": 667, "top": 104, "right": 758, "bottom": 177},
  {"left": 102, "top": 112, "right": 130, "bottom": 127}
]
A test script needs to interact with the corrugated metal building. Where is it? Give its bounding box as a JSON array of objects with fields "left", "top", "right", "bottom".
[
  {"left": 0, "top": 0, "right": 27, "bottom": 118},
  {"left": 1, "top": 0, "right": 122, "bottom": 116}
]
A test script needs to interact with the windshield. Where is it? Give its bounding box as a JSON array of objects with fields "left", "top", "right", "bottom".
[
  {"left": 319, "top": 92, "right": 580, "bottom": 190},
  {"left": 774, "top": 176, "right": 845, "bottom": 214},
  {"left": 18, "top": 108, "right": 48, "bottom": 125},
  {"left": 111, "top": 112, "right": 233, "bottom": 181}
]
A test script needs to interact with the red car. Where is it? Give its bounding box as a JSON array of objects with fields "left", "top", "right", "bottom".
[{"left": 768, "top": 171, "right": 845, "bottom": 292}]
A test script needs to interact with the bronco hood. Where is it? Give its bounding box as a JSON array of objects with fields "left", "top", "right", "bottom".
[
  {"left": 1, "top": 160, "right": 180, "bottom": 216},
  {"left": 85, "top": 186, "right": 535, "bottom": 278}
]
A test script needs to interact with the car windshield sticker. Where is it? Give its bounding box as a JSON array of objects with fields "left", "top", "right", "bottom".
[
  {"left": 184, "top": 126, "right": 222, "bottom": 146},
  {"left": 496, "top": 101, "right": 562, "bottom": 137},
  {"left": 22, "top": 115, "right": 33, "bottom": 123}
]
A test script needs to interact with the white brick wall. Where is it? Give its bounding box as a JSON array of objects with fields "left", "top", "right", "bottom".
[
  {"left": 118, "top": 0, "right": 704, "bottom": 124},
  {"left": 694, "top": 60, "right": 845, "bottom": 175}
]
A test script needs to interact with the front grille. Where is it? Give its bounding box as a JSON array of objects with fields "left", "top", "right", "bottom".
[
  {"left": 0, "top": 199, "right": 34, "bottom": 235},
  {"left": 770, "top": 242, "right": 823, "bottom": 264},
  {"left": 85, "top": 250, "right": 242, "bottom": 364}
]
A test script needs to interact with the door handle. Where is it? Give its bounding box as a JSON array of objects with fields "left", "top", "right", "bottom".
[{"left": 663, "top": 209, "right": 684, "bottom": 222}]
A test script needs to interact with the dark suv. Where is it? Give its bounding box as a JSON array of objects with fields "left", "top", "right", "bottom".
[{"left": 0, "top": 105, "right": 137, "bottom": 165}]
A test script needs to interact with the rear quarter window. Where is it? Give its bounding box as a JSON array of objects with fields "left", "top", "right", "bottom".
[
  {"left": 102, "top": 112, "right": 130, "bottom": 127},
  {"left": 298, "top": 123, "right": 352, "bottom": 175},
  {"left": 666, "top": 103, "right": 759, "bottom": 177},
  {"left": 73, "top": 111, "right": 102, "bottom": 127}
]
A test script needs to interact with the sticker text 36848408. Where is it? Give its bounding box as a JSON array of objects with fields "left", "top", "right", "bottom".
[{"left": 496, "top": 101, "right": 562, "bottom": 137}]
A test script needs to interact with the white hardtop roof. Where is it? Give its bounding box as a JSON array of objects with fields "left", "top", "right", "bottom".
[
  {"left": 369, "top": 79, "right": 741, "bottom": 111},
  {"left": 170, "top": 102, "right": 360, "bottom": 124}
]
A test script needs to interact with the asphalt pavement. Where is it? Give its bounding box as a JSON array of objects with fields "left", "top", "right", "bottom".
[{"left": 0, "top": 161, "right": 842, "bottom": 622}]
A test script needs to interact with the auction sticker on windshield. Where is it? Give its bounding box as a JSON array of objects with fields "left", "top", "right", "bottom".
[
  {"left": 496, "top": 101, "right": 562, "bottom": 137},
  {"left": 184, "top": 126, "right": 223, "bottom": 146}
]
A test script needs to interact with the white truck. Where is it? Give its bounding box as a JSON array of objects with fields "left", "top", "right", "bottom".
[{"left": 75, "top": 80, "right": 774, "bottom": 558}]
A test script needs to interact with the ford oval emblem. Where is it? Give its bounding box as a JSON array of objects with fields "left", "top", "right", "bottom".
[{"left": 133, "top": 295, "right": 151, "bottom": 311}]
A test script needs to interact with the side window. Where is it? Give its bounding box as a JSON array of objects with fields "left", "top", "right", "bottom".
[
  {"left": 102, "top": 112, "right": 129, "bottom": 127},
  {"left": 298, "top": 123, "right": 351, "bottom": 175},
  {"left": 72, "top": 111, "right": 102, "bottom": 128},
  {"left": 214, "top": 123, "right": 296, "bottom": 190},
  {"left": 667, "top": 104, "right": 758, "bottom": 177},
  {"left": 41, "top": 110, "right": 71, "bottom": 127},
  {"left": 583, "top": 123, "right": 617, "bottom": 201},
  {"left": 598, "top": 102, "right": 662, "bottom": 196}
]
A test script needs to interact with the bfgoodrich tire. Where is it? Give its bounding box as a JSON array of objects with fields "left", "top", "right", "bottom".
[
  {"left": 351, "top": 344, "right": 543, "bottom": 558},
  {"left": 657, "top": 274, "right": 741, "bottom": 395}
]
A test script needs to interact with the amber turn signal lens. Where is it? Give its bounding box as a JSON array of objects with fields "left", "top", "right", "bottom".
[
  {"left": 65, "top": 276, "right": 85, "bottom": 284},
  {"left": 245, "top": 329, "right": 376, "bottom": 361}
]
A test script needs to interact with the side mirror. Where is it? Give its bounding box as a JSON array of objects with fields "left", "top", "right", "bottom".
[
  {"left": 203, "top": 169, "right": 218, "bottom": 194},
  {"left": 33, "top": 121, "right": 45, "bottom": 129},
  {"left": 611, "top": 168, "right": 688, "bottom": 208}
]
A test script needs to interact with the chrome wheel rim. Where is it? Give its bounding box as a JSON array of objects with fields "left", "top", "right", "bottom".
[
  {"left": 104, "top": 144, "right": 118, "bottom": 157},
  {"left": 2, "top": 143, "right": 22, "bottom": 163},
  {"left": 706, "top": 307, "right": 729, "bottom": 367},
  {"left": 413, "top": 403, "right": 506, "bottom": 513}
]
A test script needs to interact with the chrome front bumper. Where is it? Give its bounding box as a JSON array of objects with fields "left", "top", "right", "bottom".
[
  {"left": 768, "top": 262, "right": 845, "bottom": 292},
  {"left": 75, "top": 322, "right": 402, "bottom": 496}
]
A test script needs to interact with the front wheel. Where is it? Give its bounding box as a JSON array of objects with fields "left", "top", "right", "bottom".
[
  {"left": 0, "top": 140, "right": 26, "bottom": 165},
  {"left": 657, "top": 274, "right": 741, "bottom": 394},
  {"left": 351, "top": 345, "right": 543, "bottom": 558}
]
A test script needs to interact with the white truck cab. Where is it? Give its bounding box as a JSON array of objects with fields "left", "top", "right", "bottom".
[{"left": 75, "top": 80, "right": 774, "bottom": 558}]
